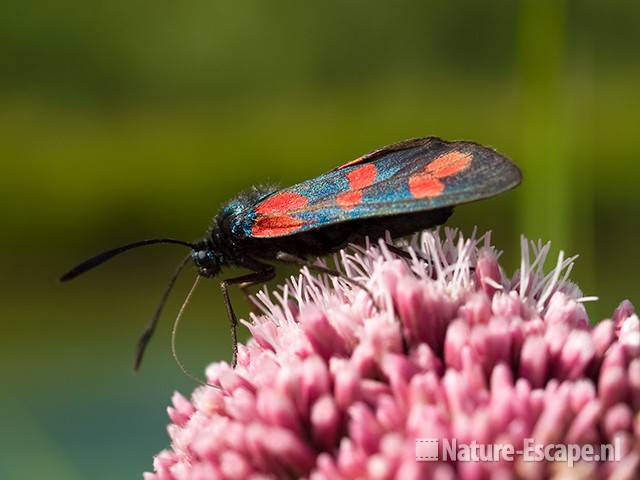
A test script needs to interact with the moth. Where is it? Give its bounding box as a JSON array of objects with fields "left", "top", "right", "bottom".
[{"left": 61, "top": 137, "right": 521, "bottom": 369}]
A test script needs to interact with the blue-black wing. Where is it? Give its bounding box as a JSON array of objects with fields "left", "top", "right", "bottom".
[{"left": 228, "top": 137, "right": 521, "bottom": 238}]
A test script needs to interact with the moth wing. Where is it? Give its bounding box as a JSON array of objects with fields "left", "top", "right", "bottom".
[{"left": 229, "top": 137, "right": 521, "bottom": 238}]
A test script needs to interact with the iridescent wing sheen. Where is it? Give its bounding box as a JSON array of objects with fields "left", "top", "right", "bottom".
[{"left": 229, "top": 137, "right": 521, "bottom": 239}]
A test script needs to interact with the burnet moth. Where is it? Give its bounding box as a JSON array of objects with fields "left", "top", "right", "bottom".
[{"left": 61, "top": 137, "right": 521, "bottom": 371}]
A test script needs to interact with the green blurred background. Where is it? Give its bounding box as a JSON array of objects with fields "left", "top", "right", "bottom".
[{"left": 1, "top": 1, "right": 638, "bottom": 478}]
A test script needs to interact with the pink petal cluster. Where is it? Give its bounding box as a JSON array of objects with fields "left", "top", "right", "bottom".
[{"left": 145, "top": 229, "right": 639, "bottom": 480}]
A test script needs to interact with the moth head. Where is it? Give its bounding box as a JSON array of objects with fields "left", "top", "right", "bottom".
[{"left": 191, "top": 246, "right": 221, "bottom": 277}]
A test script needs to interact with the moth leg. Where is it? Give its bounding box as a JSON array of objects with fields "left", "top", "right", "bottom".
[
  {"left": 221, "top": 266, "right": 275, "bottom": 367},
  {"left": 385, "top": 243, "right": 412, "bottom": 260},
  {"left": 275, "top": 252, "right": 379, "bottom": 311},
  {"left": 239, "top": 282, "right": 262, "bottom": 314}
]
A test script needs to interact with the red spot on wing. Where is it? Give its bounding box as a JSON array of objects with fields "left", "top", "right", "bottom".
[
  {"left": 408, "top": 176, "right": 445, "bottom": 199},
  {"left": 426, "top": 151, "right": 472, "bottom": 178},
  {"left": 335, "top": 164, "right": 376, "bottom": 210},
  {"left": 336, "top": 150, "right": 379, "bottom": 170},
  {"left": 347, "top": 164, "right": 377, "bottom": 190},
  {"left": 256, "top": 192, "right": 309, "bottom": 215},
  {"left": 336, "top": 190, "right": 363, "bottom": 210},
  {"left": 408, "top": 150, "right": 471, "bottom": 199},
  {"left": 337, "top": 156, "right": 365, "bottom": 170},
  {"left": 252, "top": 192, "right": 310, "bottom": 237},
  {"left": 251, "top": 215, "right": 306, "bottom": 237}
]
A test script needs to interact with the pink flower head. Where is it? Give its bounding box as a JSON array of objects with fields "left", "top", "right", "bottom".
[{"left": 145, "top": 229, "right": 639, "bottom": 480}]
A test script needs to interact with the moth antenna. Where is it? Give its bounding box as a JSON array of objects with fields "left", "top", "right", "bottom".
[
  {"left": 171, "top": 275, "right": 217, "bottom": 388},
  {"left": 133, "top": 253, "right": 192, "bottom": 371},
  {"left": 59, "top": 238, "right": 196, "bottom": 282}
]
